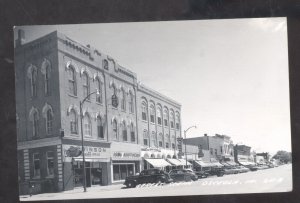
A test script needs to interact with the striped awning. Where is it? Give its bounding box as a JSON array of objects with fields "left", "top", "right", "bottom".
[{"left": 145, "top": 159, "right": 171, "bottom": 168}]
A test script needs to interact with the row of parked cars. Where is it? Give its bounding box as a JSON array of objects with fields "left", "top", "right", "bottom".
[{"left": 124, "top": 163, "right": 277, "bottom": 188}]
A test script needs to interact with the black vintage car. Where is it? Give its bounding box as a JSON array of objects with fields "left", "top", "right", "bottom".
[
  {"left": 207, "top": 167, "right": 225, "bottom": 177},
  {"left": 169, "top": 169, "right": 198, "bottom": 182},
  {"left": 124, "top": 169, "right": 173, "bottom": 188},
  {"left": 194, "top": 170, "right": 210, "bottom": 178}
]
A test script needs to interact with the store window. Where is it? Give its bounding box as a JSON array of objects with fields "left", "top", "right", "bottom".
[
  {"left": 33, "top": 153, "right": 40, "bottom": 178},
  {"left": 68, "top": 66, "right": 77, "bottom": 96},
  {"left": 113, "top": 164, "right": 134, "bottom": 181},
  {"left": 47, "top": 151, "right": 54, "bottom": 177}
]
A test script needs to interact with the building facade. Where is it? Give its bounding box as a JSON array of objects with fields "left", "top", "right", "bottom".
[
  {"left": 233, "top": 144, "right": 255, "bottom": 165},
  {"left": 15, "top": 30, "right": 181, "bottom": 195}
]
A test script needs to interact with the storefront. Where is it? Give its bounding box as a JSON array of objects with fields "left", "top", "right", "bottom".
[
  {"left": 110, "top": 142, "right": 141, "bottom": 183},
  {"left": 62, "top": 141, "right": 111, "bottom": 190}
]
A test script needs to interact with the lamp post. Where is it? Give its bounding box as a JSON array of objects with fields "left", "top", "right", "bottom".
[
  {"left": 184, "top": 125, "right": 197, "bottom": 168},
  {"left": 80, "top": 89, "right": 99, "bottom": 192}
]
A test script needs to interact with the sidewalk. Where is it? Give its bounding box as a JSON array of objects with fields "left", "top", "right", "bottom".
[{"left": 20, "top": 183, "right": 125, "bottom": 200}]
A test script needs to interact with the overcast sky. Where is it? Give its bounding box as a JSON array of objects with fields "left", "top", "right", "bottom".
[{"left": 14, "top": 17, "right": 291, "bottom": 154}]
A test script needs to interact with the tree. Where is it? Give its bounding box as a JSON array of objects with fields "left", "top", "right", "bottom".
[{"left": 272, "top": 150, "right": 292, "bottom": 163}]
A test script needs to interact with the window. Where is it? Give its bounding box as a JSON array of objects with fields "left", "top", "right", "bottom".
[
  {"left": 84, "top": 113, "right": 92, "bottom": 137},
  {"left": 143, "top": 130, "right": 148, "bottom": 146},
  {"left": 68, "top": 67, "right": 77, "bottom": 96},
  {"left": 158, "top": 133, "right": 163, "bottom": 147},
  {"left": 122, "top": 121, "right": 127, "bottom": 141},
  {"left": 82, "top": 72, "right": 90, "bottom": 99},
  {"left": 166, "top": 142, "right": 169, "bottom": 148},
  {"left": 151, "top": 131, "right": 157, "bottom": 147},
  {"left": 150, "top": 105, "right": 155, "bottom": 123},
  {"left": 70, "top": 109, "right": 78, "bottom": 134},
  {"left": 163, "top": 108, "right": 169, "bottom": 127},
  {"left": 33, "top": 153, "right": 40, "bottom": 178},
  {"left": 130, "top": 123, "right": 135, "bottom": 142},
  {"left": 170, "top": 111, "right": 175, "bottom": 129},
  {"left": 121, "top": 89, "right": 126, "bottom": 111},
  {"left": 31, "top": 67, "right": 37, "bottom": 97},
  {"left": 96, "top": 78, "right": 102, "bottom": 103},
  {"left": 32, "top": 111, "right": 39, "bottom": 138},
  {"left": 97, "top": 116, "right": 104, "bottom": 139},
  {"left": 220, "top": 146, "right": 223, "bottom": 154},
  {"left": 141, "top": 102, "right": 147, "bottom": 121},
  {"left": 46, "top": 109, "right": 53, "bottom": 135},
  {"left": 210, "top": 148, "right": 213, "bottom": 155},
  {"left": 129, "top": 91, "right": 134, "bottom": 113},
  {"left": 159, "top": 141, "right": 163, "bottom": 147},
  {"left": 215, "top": 149, "right": 217, "bottom": 156},
  {"left": 47, "top": 151, "right": 54, "bottom": 176},
  {"left": 45, "top": 64, "right": 51, "bottom": 96},
  {"left": 172, "top": 143, "right": 175, "bottom": 149},
  {"left": 176, "top": 113, "right": 180, "bottom": 130},
  {"left": 113, "top": 119, "right": 118, "bottom": 140},
  {"left": 103, "top": 59, "right": 108, "bottom": 70},
  {"left": 157, "top": 107, "right": 162, "bottom": 125}
]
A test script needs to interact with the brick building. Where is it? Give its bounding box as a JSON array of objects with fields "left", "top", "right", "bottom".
[{"left": 15, "top": 30, "right": 181, "bottom": 194}]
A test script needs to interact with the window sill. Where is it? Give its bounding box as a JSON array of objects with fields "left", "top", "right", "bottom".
[
  {"left": 141, "top": 120, "right": 148, "bottom": 123},
  {"left": 96, "top": 101, "right": 103, "bottom": 106},
  {"left": 150, "top": 122, "right": 156, "bottom": 125},
  {"left": 68, "top": 94, "right": 78, "bottom": 98}
]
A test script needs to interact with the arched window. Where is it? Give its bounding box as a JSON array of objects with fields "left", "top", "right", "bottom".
[
  {"left": 112, "top": 119, "right": 118, "bottom": 140},
  {"left": 170, "top": 111, "right": 175, "bottom": 129},
  {"left": 96, "top": 78, "right": 103, "bottom": 104},
  {"left": 172, "top": 143, "right": 175, "bottom": 150},
  {"left": 82, "top": 72, "right": 90, "bottom": 99},
  {"left": 46, "top": 109, "right": 53, "bottom": 135},
  {"left": 84, "top": 113, "right": 92, "bottom": 137},
  {"left": 31, "top": 68, "right": 37, "bottom": 97},
  {"left": 151, "top": 131, "right": 157, "bottom": 147},
  {"left": 158, "top": 133, "right": 163, "bottom": 147},
  {"left": 150, "top": 104, "right": 155, "bottom": 123},
  {"left": 176, "top": 113, "right": 180, "bottom": 130},
  {"left": 165, "top": 134, "right": 170, "bottom": 148},
  {"left": 143, "top": 130, "right": 149, "bottom": 146},
  {"left": 68, "top": 67, "right": 77, "bottom": 96},
  {"left": 129, "top": 91, "right": 134, "bottom": 113},
  {"left": 141, "top": 102, "right": 147, "bottom": 121},
  {"left": 97, "top": 116, "right": 104, "bottom": 139},
  {"left": 45, "top": 64, "right": 51, "bottom": 96},
  {"left": 32, "top": 111, "right": 39, "bottom": 138},
  {"left": 163, "top": 108, "right": 169, "bottom": 127},
  {"left": 157, "top": 106, "right": 162, "bottom": 125},
  {"left": 70, "top": 109, "right": 78, "bottom": 134},
  {"left": 130, "top": 123, "right": 135, "bottom": 142},
  {"left": 121, "top": 89, "right": 126, "bottom": 111},
  {"left": 122, "top": 121, "right": 127, "bottom": 141}
]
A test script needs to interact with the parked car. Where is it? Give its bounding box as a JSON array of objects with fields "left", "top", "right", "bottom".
[
  {"left": 256, "top": 164, "right": 269, "bottom": 170},
  {"left": 124, "top": 169, "right": 173, "bottom": 188},
  {"left": 169, "top": 169, "right": 198, "bottom": 182},
  {"left": 194, "top": 170, "right": 210, "bottom": 178},
  {"left": 223, "top": 166, "right": 238, "bottom": 174},
  {"left": 244, "top": 165, "right": 259, "bottom": 171},
  {"left": 234, "top": 166, "right": 250, "bottom": 173},
  {"left": 207, "top": 167, "right": 225, "bottom": 177}
]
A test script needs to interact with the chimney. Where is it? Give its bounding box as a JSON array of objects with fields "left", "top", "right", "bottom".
[{"left": 15, "top": 29, "right": 25, "bottom": 47}]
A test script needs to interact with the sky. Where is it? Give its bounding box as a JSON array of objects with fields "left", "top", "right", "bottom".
[{"left": 14, "top": 17, "right": 291, "bottom": 154}]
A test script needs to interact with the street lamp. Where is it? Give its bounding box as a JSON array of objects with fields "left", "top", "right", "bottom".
[
  {"left": 184, "top": 125, "right": 197, "bottom": 168},
  {"left": 80, "top": 89, "right": 99, "bottom": 192}
]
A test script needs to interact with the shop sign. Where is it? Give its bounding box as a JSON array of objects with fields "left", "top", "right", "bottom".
[
  {"left": 63, "top": 145, "right": 110, "bottom": 160},
  {"left": 113, "top": 151, "right": 140, "bottom": 159},
  {"left": 141, "top": 147, "right": 161, "bottom": 152}
]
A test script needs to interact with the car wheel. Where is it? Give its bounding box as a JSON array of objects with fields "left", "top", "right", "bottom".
[{"left": 126, "top": 181, "right": 136, "bottom": 188}]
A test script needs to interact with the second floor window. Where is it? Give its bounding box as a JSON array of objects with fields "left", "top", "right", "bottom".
[
  {"left": 84, "top": 113, "right": 92, "bottom": 137},
  {"left": 163, "top": 109, "right": 169, "bottom": 127},
  {"left": 129, "top": 92, "right": 134, "bottom": 113},
  {"left": 141, "top": 102, "right": 147, "bottom": 121},
  {"left": 96, "top": 78, "right": 103, "bottom": 103},
  {"left": 70, "top": 109, "right": 78, "bottom": 134},
  {"left": 143, "top": 130, "right": 148, "bottom": 146},
  {"left": 46, "top": 109, "right": 53, "bottom": 135},
  {"left": 151, "top": 131, "right": 157, "bottom": 147},
  {"left": 121, "top": 89, "right": 126, "bottom": 111},
  {"left": 130, "top": 123, "right": 135, "bottom": 142},
  {"left": 31, "top": 68, "right": 37, "bottom": 97},
  {"left": 44, "top": 64, "right": 51, "bottom": 96},
  {"left": 68, "top": 67, "right": 77, "bottom": 96},
  {"left": 157, "top": 107, "right": 162, "bottom": 125},
  {"left": 150, "top": 105, "right": 155, "bottom": 123},
  {"left": 122, "top": 121, "right": 127, "bottom": 141},
  {"left": 113, "top": 119, "right": 118, "bottom": 140},
  {"left": 82, "top": 73, "right": 90, "bottom": 99},
  {"left": 32, "top": 111, "right": 39, "bottom": 138},
  {"left": 97, "top": 116, "right": 104, "bottom": 139}
]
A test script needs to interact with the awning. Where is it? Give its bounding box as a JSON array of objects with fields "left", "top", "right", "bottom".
[
  {"left": 225, "top": 161, "right": 238, "bottom": 166},
  {"left": 178, "top": 159, "right": 193, "bottom": 166},
  {"left": 195, "top": 161, "right": 214, "bottom": 167},
  {"left": 74, "top": 157, "right": 110, "bottom": 162},
  {"left": 210, "top": 162, "right": 223, "bottom": 167},
  {"left": 239, "top": 161, "right": 256, "bottom": 166},
  {"left": 145, "top": 159, "right": 171, "bottom": 168},
  {"left": 220, "top": 162, "right": 231, "bottom": 166},
  {"left": 167, "top": 159, "right": 184, "bottom": 166}
]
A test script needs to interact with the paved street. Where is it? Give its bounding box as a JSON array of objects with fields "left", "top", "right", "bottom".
[{"left": 20, "top": 164, "right": 292, "bottom": 201}]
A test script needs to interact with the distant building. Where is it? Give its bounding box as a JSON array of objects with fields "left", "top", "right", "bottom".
[
  {"left": 234, "top": 144, "right": 255, "bottom": 164},
  {"left": 15, "top": 30, "right": 181, "bottom": 194}
]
